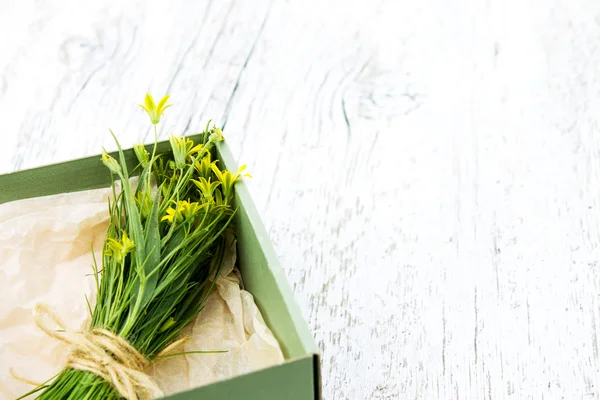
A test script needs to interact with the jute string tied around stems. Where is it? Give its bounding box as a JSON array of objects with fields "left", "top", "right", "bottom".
[{"left": 33, "top": 303, "right": 188, "bottom": 400}]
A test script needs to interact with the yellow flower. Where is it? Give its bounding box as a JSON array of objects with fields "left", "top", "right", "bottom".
[
  {"left": 180, "top": 200, "right": 203, "bottom": 218},
  {"left": 161, "top": 200, "right": 204, "bottom": 223},
  {"left": 101, "top": 149, "right": 121, "bottom": 175},
  {"left": 169, "top": 136, "right": 204, "bottom": 168},
  {"left": 194, "top": 153, "right": 218, "bottom": 179},
  {"left": 188, "top": 143, "right": 205, "bottom": 157},
  {"left": 192, "top": 178, "right": 221, "bottom": 202},
  {"left": 211, "top": 165, "right": 251, "bottom": 199},
  {"left": 182, "top": 139, "right": 208, "bottom": 160},
  {"left": 209, "top": 127, "right": 224, "bottom": 143},
  {"left": 121, "top": 231, "right": 135, "bottom": 253},
  {"left": 169, "top": 136, "right": 187, "bottom": 169},
  {"left": 104, "top": 231, "right": 135, "bottom": 263},
  {"left": 161, "top": 206, "right": 183, "bottom": 224},
  {"left": 169, "top": 136, "right": 207, "bottom": 169},
  {"left": 139, "top": 93, "right": 172, "bottom": 125}
]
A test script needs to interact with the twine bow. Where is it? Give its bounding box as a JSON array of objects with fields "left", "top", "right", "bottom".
[{"left": 32, "top": 304, "right": 188, "bottom": 400}]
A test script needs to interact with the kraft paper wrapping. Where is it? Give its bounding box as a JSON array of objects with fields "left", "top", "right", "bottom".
[{"left": 0, "top": 186, "right": 284, "bottom": 399}]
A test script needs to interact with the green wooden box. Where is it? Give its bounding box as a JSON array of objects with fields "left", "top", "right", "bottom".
[{"left": 0, "top": 137, "right": 321, "bottom": 400}]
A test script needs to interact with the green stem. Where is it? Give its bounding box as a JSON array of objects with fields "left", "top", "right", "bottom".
[
  {"left": 119, "top": 279, "right": 146, "bottom": 337},
  {"left": 154, "top": 350, "right": 228, "bottom": 360},
  {"left": 151, "top": 123, "right": 158, "bottom": 161}
]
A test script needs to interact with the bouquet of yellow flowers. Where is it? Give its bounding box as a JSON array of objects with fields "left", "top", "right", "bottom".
[{"left": 19, "top": 94, "right": 250, "bottom": 400}]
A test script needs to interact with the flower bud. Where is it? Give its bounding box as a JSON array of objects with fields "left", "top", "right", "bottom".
[
  {"left": 101, "top": 150, "right": 122, "bottom": 175},
  {"left": 133, "top": 144, "right": 150, "bottom": 168}
]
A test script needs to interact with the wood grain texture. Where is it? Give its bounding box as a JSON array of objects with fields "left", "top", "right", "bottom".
[{"left": 2, "top": 0, "right": 600, "bottom": 398}]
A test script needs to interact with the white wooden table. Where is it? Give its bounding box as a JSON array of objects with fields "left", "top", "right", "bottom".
[{"left": 2, "top": 0, "right": 600, "bottom": 398}]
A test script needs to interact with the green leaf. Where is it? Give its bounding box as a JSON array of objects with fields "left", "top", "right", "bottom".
[
  {"left": 139, "top": 187, "right": 162, "bottom": 310},
  {"left": 84, "top": 294, "right": 93, "bottom": 318},
  {"left": 161, "top": 228, "right": 186, "bottom": 260},
  {"left": 109, "top": 130, "right": 146, "bottom": 267}
]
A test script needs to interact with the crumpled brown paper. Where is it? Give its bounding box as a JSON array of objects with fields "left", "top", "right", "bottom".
[{"left": 0, "top": 186, "right": 283, "bottom": 399}]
